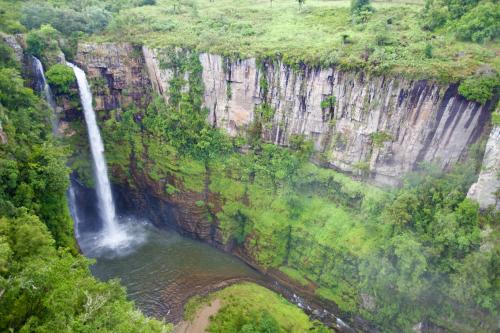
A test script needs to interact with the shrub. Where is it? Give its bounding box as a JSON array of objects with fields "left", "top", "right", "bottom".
[
  {"left": 320, "top": 95, "right": 336, "bottom": 110},
  {"left": 491, "top": 111, "right": 500, "bottom": 126},
  {"left": 26, "top": 24, "right": 59, "bottom": 58},
  {"left": 370, "top": 131, "right": 393, "bottom": 148},
  {"left": 46, "top": 64, "right": 76, "bottom": 95},
  {"left": 454, "top": 2, "right": 500, "bottom": 43},
  {"left": 421, "top": 2, "right": 449, "bottom": 31},
  {"left": 444, "top": 0, "right": 480, "bottom": 19},
  {"left": 424, "top": 43, "right": 433, "bottom": 58},
  {"left": 458, "top": 74, "right": 499, "bottom": 104},
  {"left": 351, "top": 0, "right": 372, "bottom": 13}
]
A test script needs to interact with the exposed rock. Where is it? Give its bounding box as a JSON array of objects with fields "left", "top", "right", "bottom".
[
  {"left": 75, "top": 42, "right": 494, "bottom": 188},
  {"left": 0, "top": 121, "right": 7, "bottom": 145},
  {"left": 1, "top": 33, "right": 23, "bottom": 62},
  {"left": 75, "top": 43, "right": 152, "bottom": 112},
  {"left": 147, "top": 50, "right": 493, "bottom": 186},
  {"left": 467, "top": 126, "right": 500, "bottom": 210}
]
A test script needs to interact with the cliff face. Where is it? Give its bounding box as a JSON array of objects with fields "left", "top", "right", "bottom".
[
  {"left": 74, "top": 43, "right": 497, "bottom": 205},
  {"left": 144, "top": 49, "right": 493, "bottom": 187},
  {"left": 76, "top": 43, "right": 152, "bottom": 112}
]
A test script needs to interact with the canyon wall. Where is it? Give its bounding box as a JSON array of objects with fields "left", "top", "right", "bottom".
[
  {"left": 75, "top": 43, "right": 152, "bottom": 111},
  {"left": 467, "top": 125, "right": 500, "bottom": 210},
  {"left": 73, "top": 42, "right": 498, "bottom": 208},
  {"left": 142, "top": 48, "right": 493, "bottom": 187}
]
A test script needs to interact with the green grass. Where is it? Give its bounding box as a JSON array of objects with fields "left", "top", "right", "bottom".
[
  {"left": 183, "top": 282, "right": 326, "bottom": 332},
  {"left": 90, "top": 0, "right": 499, "bottom": 81}
]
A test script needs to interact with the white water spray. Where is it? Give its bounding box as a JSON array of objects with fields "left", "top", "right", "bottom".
[{"left": 67, "top": 62, "right": 129, "bottom": 248}]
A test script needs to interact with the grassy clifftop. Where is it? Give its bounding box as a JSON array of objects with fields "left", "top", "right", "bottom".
[{"left": 91, "top": 0, "right": 499, "bottom": 81}]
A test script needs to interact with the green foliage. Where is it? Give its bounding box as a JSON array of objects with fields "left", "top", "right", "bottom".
[
  {"left": 421, "top": 0, "right": 449, "bottom": 31},
  {"left": 422, "top": 0, "right": 499, "bottom": 46},
  {"left": 458, "top": 74, "right": 499, "bottom": 104},
  {"left": 424, "top": 43, "right": 433, "bottom": 58},
  {"left": 26, "top": 24, "right": 60, "bottom": 58},
  {"left": 185, "top": 283, "right": 325, "bottom": 333},
  {"left": 370, "top": 131, "right": 393, "bottom": 147},
  {"left": 492, "top": 109, "right": 500, "bottom": 125},
  {"left": 46, "top": 64, "right": 76, "bottom": 95},
  {"left": 454, "top": 1, "right": 500, "bottom": 43},
  {"left": 320, "top": 95, "right": 336, "bottom": 110},
  {"left": 20, "top": 1, "right": 118, "bottom": 35},
  {"left": 0, "top": 43, "right": 171, "bottom": 333}
]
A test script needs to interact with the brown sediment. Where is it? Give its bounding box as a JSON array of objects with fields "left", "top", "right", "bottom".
[{"left": 173, "top": 299, "right": 221, "bottom": 333}]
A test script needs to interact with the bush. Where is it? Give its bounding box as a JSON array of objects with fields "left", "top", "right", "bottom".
[
  {"left": 454, "top": 1, "right": 500, "bottom": 43},
  {"left": 424, "top": 43, "right": 433, "bottom": 58},
  {"left": 444, "top": 0, "right": 480, "bottom": 19},
  {"left": 351, "top": 0, "right": 372, "bottom": 13},
  {"left": 458, "top": 74, "right": 499, "bottom": 104},
  {"left": 46, "top": 64, "right": 76, "bottom": 95},
  {"left": 421, "top": 0, "right": 449, "bottom": 31},
  {"left": 26, "top": 24, "right": 60, "bottom": 58}
]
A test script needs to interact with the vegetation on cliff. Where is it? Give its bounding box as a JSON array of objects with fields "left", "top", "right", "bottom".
[{"left": 0, "top": 40, "right": 172, "bottom": 333}]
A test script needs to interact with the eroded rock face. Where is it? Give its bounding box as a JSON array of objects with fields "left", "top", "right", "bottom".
[
  {"left": 0, "top": 122, "right": 7, "bottom": 145},
  {"left": 467, "top": 126, "right": 500, "bottom": 210},
  {"left": 1, "top": 33, "right": 24, "bottom": 62},
  {"left": 76, "top": 43, "right": 495, "bottom": 192},
  {"left": 143, "top": 49, "right": 492, "bottom": 186},
  {"left": 75, "top": 43, "right": 152, "bottom": 112}
]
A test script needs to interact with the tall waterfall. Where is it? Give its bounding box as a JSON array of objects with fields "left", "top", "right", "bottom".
[
  {"left": 32, "top": 57, "right": 57, "bottom": 127},
  {"left": 67, "top": 62, "right": 128, "bottom": 247}
]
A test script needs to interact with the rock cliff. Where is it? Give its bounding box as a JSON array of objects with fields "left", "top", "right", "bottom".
[
  {"left": 143, "top": 49, "right": 493, "bottom": 187},
  {"left": 467, "top": 125, "right": 500, "bottom": 210},
  {"left": 74, "top": 42, "right": 497, "bottom": 206},
  {"left": 76, "top": 43, "right": 152, "bottom": 112}
]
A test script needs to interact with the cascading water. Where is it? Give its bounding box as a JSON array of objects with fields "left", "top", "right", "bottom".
[
  {"left": 67, "top": 62, "right": 129, "bottom": 249},
  {"left": 32, "top": 57, "right": 57, "bottom": 129}
]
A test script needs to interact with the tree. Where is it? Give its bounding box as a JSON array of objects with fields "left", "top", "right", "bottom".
[
  {"left": 46, "top": 64, "right": 76, "bottom": 95},
  {"left": 454, "top": 1, "right": 500, "bottom": 43}
]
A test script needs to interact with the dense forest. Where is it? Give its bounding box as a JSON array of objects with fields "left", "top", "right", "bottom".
[{"left": 0, "top": 0, "right": 499, "bottom": 332}]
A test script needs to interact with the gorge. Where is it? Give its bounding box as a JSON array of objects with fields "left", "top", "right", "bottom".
[{"left": 0, "top": 1, "right": 498, "bottom": 333}]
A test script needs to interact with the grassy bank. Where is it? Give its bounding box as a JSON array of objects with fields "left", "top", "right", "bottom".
[{"left": 184, "top": 282, "right": 328, "bottom": 332}]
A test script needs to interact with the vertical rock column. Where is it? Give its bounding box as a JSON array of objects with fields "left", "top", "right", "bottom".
[{"left": 467, "top": 126, "right": 500, "bottom": 210}]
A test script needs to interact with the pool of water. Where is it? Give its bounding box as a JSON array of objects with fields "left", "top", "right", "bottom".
[{"left": 70, "top": 182, "right": 261, "bottom": 322}]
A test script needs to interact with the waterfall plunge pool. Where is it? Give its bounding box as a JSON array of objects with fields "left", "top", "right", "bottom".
[{"left": 70, "top": 180, "right": 262, "bottom": 323}]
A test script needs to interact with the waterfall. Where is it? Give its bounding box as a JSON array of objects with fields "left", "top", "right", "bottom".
[
  {"left": 32, "top": 57, "right": 57, "bottom": 128},
  {"left": 67, "top": 62, "right": 128, "bottom": 248}
]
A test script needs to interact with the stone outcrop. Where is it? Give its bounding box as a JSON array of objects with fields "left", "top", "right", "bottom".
[
  {"left": 75, "top": 43, "right": 152, "bottom": 112},
  {"left": 467, "top": 126, "right": 500, "bottom": 210},
  {"left": 1, "top": 33, "right": 24, "bottom": 62},
  {"left": 0, "top": 121, "right": 7, "bottom": 145}
]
